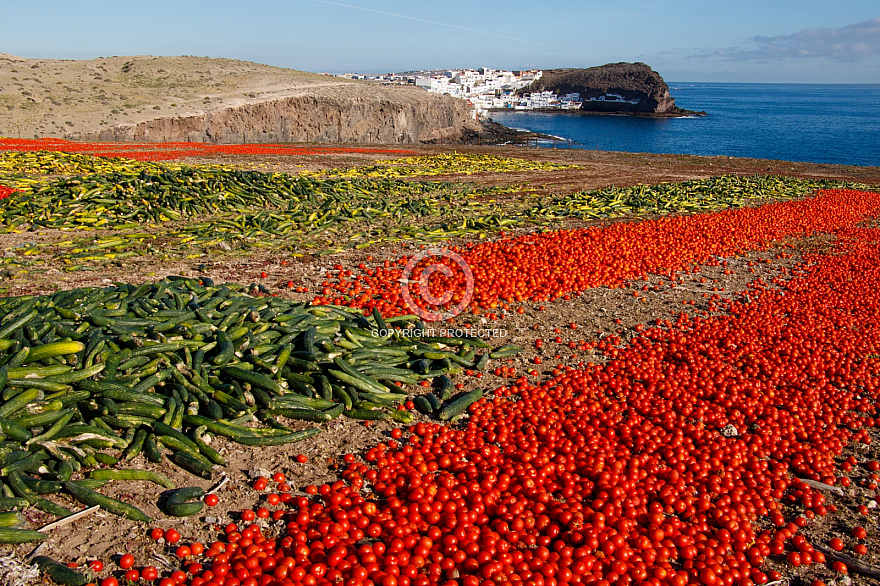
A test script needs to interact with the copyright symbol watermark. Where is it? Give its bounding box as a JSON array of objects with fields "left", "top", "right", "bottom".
[{"left": 399, "top": 248, "right": 474, "bottom": 322}]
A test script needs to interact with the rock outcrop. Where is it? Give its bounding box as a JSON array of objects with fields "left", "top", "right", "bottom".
[{"left": 528, "top": 62, "right": 700, "bottom": 116}]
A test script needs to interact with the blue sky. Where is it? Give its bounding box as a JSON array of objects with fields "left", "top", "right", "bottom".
[{"left": 4, "top": 1, "right": 879, "bottom": 83}]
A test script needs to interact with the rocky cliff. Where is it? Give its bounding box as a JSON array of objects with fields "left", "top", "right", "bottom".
[
  {"left": 84, "top": 86, "right": 478, "bottom": 144},
  {"left": 528, "top": 62, "right": 699, "bottom": 116}
]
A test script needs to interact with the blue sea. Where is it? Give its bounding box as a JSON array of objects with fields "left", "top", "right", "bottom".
[{"left": 488, "top": 83, "right": 880, "bottom": 167}]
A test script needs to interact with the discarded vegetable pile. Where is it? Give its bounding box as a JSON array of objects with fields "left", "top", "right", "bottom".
[
  {"left": 0, "top": 276, "right": 504, "bottom": 540},
  {"left": 38, "top": 195, "right": 880, "bottom": 586},
  {"left": 318, "top": 189, "right": 880, "bottom": 317},
  {"left": 280, "top": 221, "right": 880, "bottom": 586},
  {"left": 307, "top": 153, "right": 578, "bottom": 178},
  {"left": 0, "top": 150, "right": 865, "bottom": 271},
  {"left": 3, "top": 140, "right": 880, "bottom": 586}
]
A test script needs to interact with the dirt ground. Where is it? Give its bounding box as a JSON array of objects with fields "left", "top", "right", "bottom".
[{"left": 1, "top": 146, "right": 880, "bottom": 586}]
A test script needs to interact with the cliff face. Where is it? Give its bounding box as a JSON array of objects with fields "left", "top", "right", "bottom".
[
  {"left": 528, "top": 62, "right": 692, "bottom": 116},
  {"left": 84, "top": 90, "right": 477, "bottom": 144},
  {"left": 81, "top": 89, "right": 477, "bottom": 144}
]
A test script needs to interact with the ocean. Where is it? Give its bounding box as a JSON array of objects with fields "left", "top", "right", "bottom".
[{"left": 487, "top": 83, "right": 880, "bottom": 167}]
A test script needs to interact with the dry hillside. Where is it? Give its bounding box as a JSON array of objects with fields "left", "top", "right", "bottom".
[{"left": 0, "top": 54, "right": 478, "bottom": 143}]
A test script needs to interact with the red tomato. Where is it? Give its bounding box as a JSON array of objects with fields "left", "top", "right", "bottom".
[
  {"left": 141, "top": 567, "right": 158, "bottom": 581},
  {"left": 163, "top": 529, "right": 180, "bottom": 544}
]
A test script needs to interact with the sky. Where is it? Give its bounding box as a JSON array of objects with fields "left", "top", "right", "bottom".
[{"left": 3, "top": 0, "right": 879, "bottom": 83}]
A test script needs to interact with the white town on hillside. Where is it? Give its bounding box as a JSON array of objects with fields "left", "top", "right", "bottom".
[{"left": 334, "top": 68, "right": 629, "bottom": 118}]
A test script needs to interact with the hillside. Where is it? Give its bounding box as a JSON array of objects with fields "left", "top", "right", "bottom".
[
  {"left": 0, "top": 54, "right": 481, "bottom": 143},
  {"left": 529, "top": 62, "right": 701, "bottom": 116}
]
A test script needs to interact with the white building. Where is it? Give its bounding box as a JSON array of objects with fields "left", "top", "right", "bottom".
[{"left": 410, "top": 68, "right": 587, "bottom": 117}]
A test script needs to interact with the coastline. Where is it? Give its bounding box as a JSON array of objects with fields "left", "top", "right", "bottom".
[{"left": 485, "top": 107, "right": 707, "bottom": 118}]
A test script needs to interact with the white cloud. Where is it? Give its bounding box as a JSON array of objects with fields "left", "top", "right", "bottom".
[{"left": 718, "top": 17, "right": 880, "bottom": 62}]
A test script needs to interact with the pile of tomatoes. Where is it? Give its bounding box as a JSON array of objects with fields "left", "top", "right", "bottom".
[
  {"left": 314, "top": 189, "right": 880, "bottom": 317},
  {"left": 92, "top": 192, "right": 880, "bottom": 586},
  {"left": 0, "top": 185, "right": 16, "bottom": 200}
]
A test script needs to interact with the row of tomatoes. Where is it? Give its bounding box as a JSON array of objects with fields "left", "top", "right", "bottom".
[
  {"left": 0, "top": 138, "right": 413, "bottom": 162},
  {"left": 313, "top": 189, "right": 880, "bottom": 317}
]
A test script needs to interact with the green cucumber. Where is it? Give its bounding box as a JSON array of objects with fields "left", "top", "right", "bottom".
[
  {"left": 345, "top": 409, "right": 390, "bottom": 420},
  {"left": 328, "top": 368, "right": 387, "bottom": 396},
  {"left": 89, "top": 469, "right": 175, "bottom": 489},
  {"left": 32, "top": 555, "right": 89, "bottom": 585},
  {"left": 489, "top": 345, "right": 523, "bottom": 359},
  {"left": 437, "top": 375, "right": 455, "bottom": 401},
  {"left": 143, "top": 434, "right": 163, "bottom": 463},
  {"left": 0, "top": 388, "right": 44, "bottom": 419},
  {"left": 269, "top": 403, "right": 344, "bottom": 422},
  {"left": 64, "top": 481, "right": 151, "bottom": 522},
  {"left": 438, "top": 388, "right": 484, "bottom": 421},
  {"left": 222, "top": 366, "right": 282, "bottom": 394},
  {"left": 413, "top": 395, "right": 435, "bottom": 415},
  {"left": 0, "top": 528, "right": 47, "bottom": 544},
  {"left": 170, "top": 450, "right": 213, "bottom": 479},
  {"left": 191, "top": 426, "right": 225, "bottom": 466},
  {"left": 0, "top": 417, "right": 32, "bottom": 441},
  {"left": 22, "top": 341, "right": 85, "bottom": 364},
  {"left": 233, "top": 428, "right": 320, "bottom": 446},
  {"left": 0, "top": 510, "right": 23, "bottom": 528},
  {"left": 164, "top": 486, "right": 205, "bottom": 517}
]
